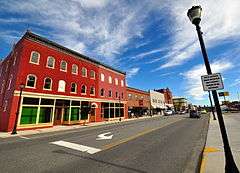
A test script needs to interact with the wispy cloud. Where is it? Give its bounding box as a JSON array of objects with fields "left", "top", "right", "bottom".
[
  {"left": 127, "top": 67, "right": 140, "bottom": 78},
  {"left": 159, "top": 72, "right": 175, "bottom": 77},
  {"left": 183, "top": 58, "right": 233, "bottom": 101},
  {"left": 0, "top": 0, "right": 153, "bottom": 64},
  {"left": 230, "top": 79, "right": 240, "bottom": 87},
  {"left": 152, "top": 0, "right": 240, "bottom": 70},
  {"left": 130, "top": 47, "right": 167, "bottom": 60}
]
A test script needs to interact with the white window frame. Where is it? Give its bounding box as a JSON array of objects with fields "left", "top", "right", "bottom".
[
  {"left": 71, "top": 83, "right": 77, "bottom": 93},
  {"left": 43, "top": 77, "right": 52, "bottom": 90},
  {"left": 1, "top": 80, "right": 5, "bottom": 94},
  {"left": 90, "top": 86, "right": 95, "bottom": 96},
  {"left": 29, "top": 51, "right": 40, "bottom": 65},
  {"left": 72, "top": 64, "right": 78, "bottom": 75},
  {"left": 58, "top": 80, "right": 66, "bottom": 92},
  {"left": 100, "top": 88, "right": 104, "bottom": 97},
  {"left": 3, "top": 100, "right": 8, "bottom": 112},
  {"left": 81, "top": 67, "right": 87, "bottom": 77},
  {"left": 13, "top": 52, "right": 17, "bottom": 66},
  {"left": 90, "top": 70, "right": 95, "bottom": 79},
  {"left": 7, "top": 74, "right": 13, "bottom": 90},
  {"left": 108, "top": 76, "right": 112, "bottom": 84},
  {"left": 121, "top": 80, "right": 124, "bottom": 87},
  {"left": 108, "top": 90, "right": 112, "bottom": 97},
  {"left": 100, "top": 73, "right": 105, "bottom": 82},
  {"left": 81, "top": 85, "right": 87, "bottom": 95},
  {"left": 46, "top": 56, "right": 55, "bottom": 69},
  {"left": 60, "top": 60, "right": 67, "bottom": 72},
  {"left": 115, "top": 78, "right": 118, "bottom": 85},
  {"left": 26, "top": 74, "right": 37, "bottom": 88}
]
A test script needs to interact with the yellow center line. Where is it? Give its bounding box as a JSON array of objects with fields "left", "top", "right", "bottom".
[{"left": 101, "top": 119, "right": 183, "bottom": 151}]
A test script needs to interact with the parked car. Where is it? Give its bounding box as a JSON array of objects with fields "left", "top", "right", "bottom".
[
  {"left": 164, "top": 110, "right": 173, "bottom": 116},
  {"left": 200, "top": 109, "right": 207, "bottom": 114},
  {"left": 189, "top": 110, "right": 200, "bottom": 118},
  {"left": 180, "top": 110, "right": 186, "bottom": 114}
]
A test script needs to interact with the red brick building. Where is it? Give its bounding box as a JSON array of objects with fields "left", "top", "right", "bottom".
[
  {"left": 0, "top": 31, "right": 127, "bottom": 132},
  {"left": 154, "top": 88, "right": 173, "bottom": 109},
  {"left": 126, "top": 87, "right": 150, "bottom": 118}
]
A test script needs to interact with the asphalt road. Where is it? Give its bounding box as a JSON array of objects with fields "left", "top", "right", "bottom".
[{"left": 0, "top": 114, "right": 209, "bottom": 173}]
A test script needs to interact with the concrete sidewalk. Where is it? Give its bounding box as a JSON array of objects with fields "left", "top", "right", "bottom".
[
  {"left": 201, "top": 113, "right": 240, "bottom": 173},
  {"left": 0, "top": 115, "right": 161, "bottom": 139}
]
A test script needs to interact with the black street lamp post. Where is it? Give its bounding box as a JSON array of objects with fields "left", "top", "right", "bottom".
[
  {"left": 187, "top": 6, "right": 239, "bottom": 172},
  {"left": 11, "top": 83, "right": 25, "bottom": 135},
  {"left": 118, "top": 96, "right": 121, "bottom": 121},
  {"left": 208, "top": 91, "right": 216, "bottom": 120}
]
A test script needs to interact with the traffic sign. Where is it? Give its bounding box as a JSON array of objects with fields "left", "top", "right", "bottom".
[
  {"left": 219, "top": 91, "right": 229, "bottom": 97},
  {"left": 201, "top": 73, "right": 224, "bottom": 91}
]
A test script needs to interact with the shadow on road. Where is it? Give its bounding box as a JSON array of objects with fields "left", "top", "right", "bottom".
[{"left": 53, "top": 149, "right": 147, "bottom": 173}]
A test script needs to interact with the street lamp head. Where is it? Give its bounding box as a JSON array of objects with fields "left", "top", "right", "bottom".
[{"left": 187, "top": 5, "right": 202, "bottom": 26}]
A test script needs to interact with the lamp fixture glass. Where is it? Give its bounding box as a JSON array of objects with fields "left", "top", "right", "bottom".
[{"left": 187, "top": 6, "right": 202, "bottom": 25}]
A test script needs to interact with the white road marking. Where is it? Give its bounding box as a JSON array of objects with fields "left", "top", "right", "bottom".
[
  {"left": 51, "top": 140, "right": 101, "bottom": 154},
  {"left": 19, "top": 136, "right": 30, "bottom": 139},
  {"left": 96, "top": 132, "right": 113, "bottom": 140}
]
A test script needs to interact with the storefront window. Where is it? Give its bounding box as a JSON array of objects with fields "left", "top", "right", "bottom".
[
  {"left": 39, "top": 107, "right": 52, "bottom": 123},
  {"left": 71, "top": 107, "right": 80, "bottom": 121},
  {"left": 20, "top": 107, "right": 38, "bottom": 124},
  {"left": 81, "top": 101, "right": 90, "bottom": 120},
  {"left": 63, "top": 108, "right": 70, "bottom": 121}
]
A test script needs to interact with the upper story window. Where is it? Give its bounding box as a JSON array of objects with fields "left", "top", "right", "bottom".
[
  {"left": 72, "top": 64, "right": 78, "bottom": 75},
  {"left": 46, "top": 56, "right": 55, "bottom": 68},
  {"left": 116, "top": 92, "right": 118, "bottom": 98},
  {"left": 30, "top": 51, "right": 40, "bottom": 64},
  {"left": 121, "top": 92, "right": 124, "bottom": 99},
  {"left": 100, "top": 73, "right": 105, "bottom": 82},
  {"left": 108, "top": 76, "right": 112, "bottom": 84},
  {"left": 60, "top": 60, "right": 67, "bottom": 72},
  {"left": 81, "top": 67, "right": 87, "bottom": 77},
  {"left": 58, "top": 80, "right": 66, "bottom": 92},
  {"left": 128, "top": 93, "right": 132, "bottom": 98},
  {"left": 71, "top": 83, "right": 77, "bottom": 93},
  {"left": 7, "top": 74, "right": 13, "bottom": 90},
  {"left": 43, "top": 77, "right": 52, "bottom": 90},
  {"left": 1, "top": 80, "right": 5, "bottom": 94},
  {"left": 81, "top": 85, "right": 87, "bottom": 94},
  {"left": 121, "top": 80, "right": 124, "bottom": 87},
  {"left": 90, "top": 86, "right": 95, "bottom": 95},
  {"left": 90, "top": 70, "right": 95, "bottom": 79},
  {"left": 108, "top": 90, "right": 112, "bottom": 97},
  {"left": 13, "top": 52, "right": 17, "bottom": 66},
  {"left": 100, "top": 88, "right": 104, "bottom": 96},
  {"left": 115, "top": 78, "right": 118, "bottom": 85},
  {"left": 26, "top": 74, "right": 37, "bottom": 88}
]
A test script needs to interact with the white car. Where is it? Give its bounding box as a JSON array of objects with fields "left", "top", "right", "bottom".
[{"left": 164, "top": 110, "right": 173, "bottom": 116}]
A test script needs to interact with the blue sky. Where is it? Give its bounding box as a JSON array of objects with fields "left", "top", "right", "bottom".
[{"left": 1, "top": 0, "right": 240, "bottom": 105}]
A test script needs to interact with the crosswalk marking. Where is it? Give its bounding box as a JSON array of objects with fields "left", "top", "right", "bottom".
[{"left": 51, "top": 140, "right": 101, "bottom": 154}]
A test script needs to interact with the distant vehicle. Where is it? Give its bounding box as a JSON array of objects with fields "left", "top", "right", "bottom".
[
  {"left": 164, "top": 110, "right": 173, "bottom": 116},
  {"left": 200, "top": 109, "right": 207, "bottom": 114},
  {"left": 189, "top": 110, "right": 200, "bottom": 118},
  {"left": 180, "top": 110, "right": 186, "bottom": 114}
]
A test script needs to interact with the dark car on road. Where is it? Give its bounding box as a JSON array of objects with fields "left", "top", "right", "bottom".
[{"left": 189, "top": 110, "right": 200, "bottom": 118}]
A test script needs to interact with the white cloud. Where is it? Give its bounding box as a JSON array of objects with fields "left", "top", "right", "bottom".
[
  {"left": 130, "top": 47, "right": 167, "bottom": 60},
  {"left": 127, "top": 67, "right": 140, "bottom": 78},
  {"left": 183, "top": 59, "right": 233, "bottom": 100},
  {"left": 77, "top": 0, "right": 110, "bottom": 8},
  {"left": 0, "top": 0, "right": 152, "bottom": 64},
  {"left": 230, "top": 79, "right": 240, "bottom": 87},
  {"left": 152, "top": 0, "right": 240, "bottom": 69}
]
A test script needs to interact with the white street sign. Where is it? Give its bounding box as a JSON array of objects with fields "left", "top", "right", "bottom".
[
  {"left": 201, "top": 73, "right": 224, "bottom": 91},
  {"left": 96, "top": 132, "right": 113, "bottom": 140}
]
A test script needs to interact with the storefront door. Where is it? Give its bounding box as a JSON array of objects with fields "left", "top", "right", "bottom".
[
  {"left": 89, "top": 108, "right": 96, "bottom": 122},
  {"left": 54, "top": 107, "right": 63, "bottom": 125}
]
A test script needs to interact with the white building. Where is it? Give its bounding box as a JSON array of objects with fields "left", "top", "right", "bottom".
[{"left": 150, "top": 90, "right": 166, "bottom": 115}]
